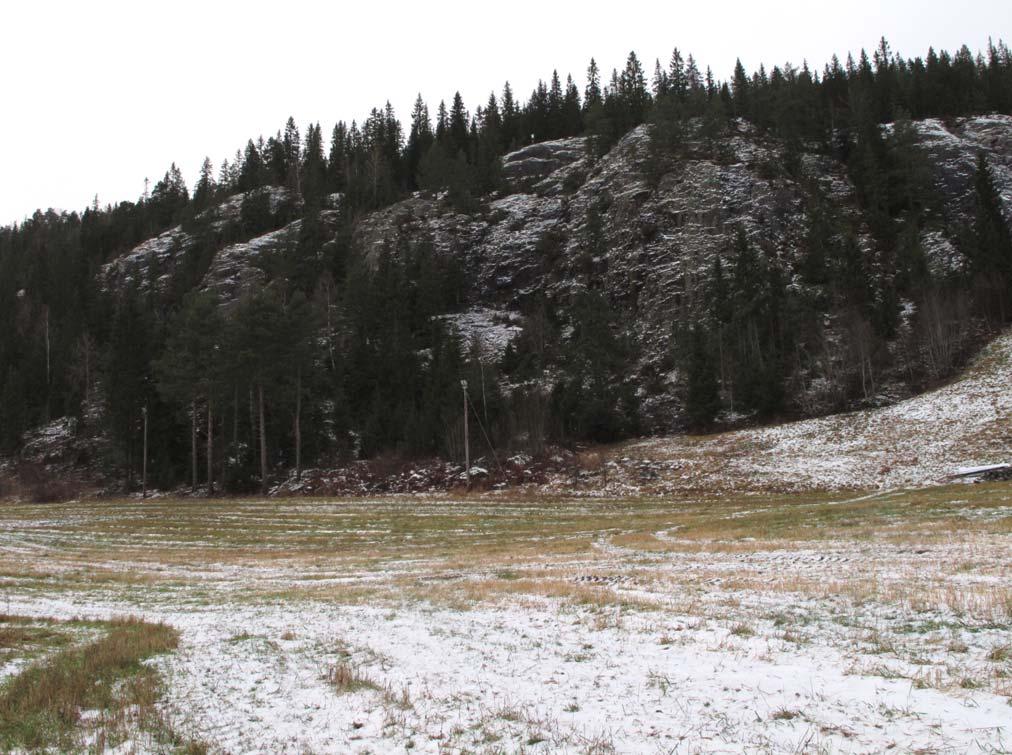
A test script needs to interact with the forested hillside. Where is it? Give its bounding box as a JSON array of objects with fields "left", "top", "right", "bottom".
[{"left": 2, "top": 38, "right": 1011, "bottom": 495}]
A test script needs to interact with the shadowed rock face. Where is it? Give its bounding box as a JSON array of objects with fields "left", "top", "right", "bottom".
[
  {"left": 500, "top": 137, "right": 588, "bottom": 193},
  {"left": 98, "top": 187, "right": 304, "bottom": 298},
  {"left": 98, "top": 117, "right": 1012, "bottom": 431},
  {"left": 913, "top": 116, "right": 1012, "bottom": 224}
]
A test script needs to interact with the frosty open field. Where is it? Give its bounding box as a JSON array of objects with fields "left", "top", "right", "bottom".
[{"left": 2, "top": 487, "right": 1011, "bottom": 753}]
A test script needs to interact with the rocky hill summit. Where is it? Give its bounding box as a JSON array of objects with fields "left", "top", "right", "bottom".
[{"left": 99, "top": 115, "right": 1011, "bottom": 434}]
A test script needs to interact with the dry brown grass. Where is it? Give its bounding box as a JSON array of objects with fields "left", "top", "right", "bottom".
[
  {"left": 0, "top": 622, "right": 62, "bottom": 651},
  {"left": 325, "top": 662, "right": 379, "bottom": 694},
  {"left": 986, "top": 644, "right": 1011, "bottom": 662},
  {"left": 1, "top": 484, "right": 1009, "bottom": 624}
]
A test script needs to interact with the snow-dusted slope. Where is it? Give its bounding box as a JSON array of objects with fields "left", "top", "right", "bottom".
[
  {"left": 604, "top": 328, "right": 1012, "bottom": 493},
  {"left": 915, "top": 116, "right": 1012, "bottom": 222},
  {"left": 98, "top": 187, "right": 297, "bottom": 296}
]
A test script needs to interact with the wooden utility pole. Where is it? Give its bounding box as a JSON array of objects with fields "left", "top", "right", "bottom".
[
  {"left": 461, "top": 379, "right": 470, "bottom": 489},
  {"left": 191, "top": 399, "right": 198, "bottom": 493},
  {"left": 294, "top": 368, "right": 302, "bottom": 481},
  {"left": 207, "top": 397, "right": 214, "bottom": 495},
  {"left": 259, "top": 384, "right": 267, "bottom": 495},
  {"left": 141, "top": 406, "right": 148, "bottom": 499}
]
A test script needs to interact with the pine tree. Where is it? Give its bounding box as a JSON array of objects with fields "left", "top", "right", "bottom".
[
  {"left": 527, "top": 80, "right": 550, "bottom": 142},
  {"left": 406, "top": 94, "right": 434, "bottom": 189},
  {"left": 300, "top": 123, "right": 327, "bottom": 206},
  {"left": 283, "top": 117, "right": 301, "bottom": 194},
  {"left": 562, "top": 76, "right": 583, "bottom": 136},
  {"left": 669, "top": 48, "right": 688, "bottom": 101},
  {"left": 618, "top": 51, "right": 650, "bottom": 129},
  {"left": 150, "top": 163, "right": 189, "bottom": 227},
  {"left": 548, "top": 70, "right": 564, "bottom": 138},
  {"left": 449, "top": 92, "right": 470, "bottom": 156},
  {"left": 239, "top": 140, "right": 264, "bottom": 192},
  {"left": 105, "top": 288, "right": 156, "bottom": 487},
  {"left": 280, "top": 290, "right": 318, "bottom": 479},
  {"left": 683, "top": 324, "right": 720, "bottom": 430},
  {"left": 328, "top": 122, "right": 350, "bottom": 193},
  {"left": 226, "top": 287, "right": 289, "bottom": 493},
  {"left": 967, "top": 152, "right": 1012, "bottom": 320},
  {"left": 193, "top": 157, "right": 216, "bottom": 210},
  {"left": 501, "top": 83, "right": 520, "bottom": 149},
  {"left": 217, "top": 159, "right": 233, "bottom": 194},
  {"left": 648, "top": 89, "right": 685, "bottom": 174},
  {"left": 264, "top": 133, "right": 287, "bottom": 185},
  {"left": 584, "top": 58, "right": 603, "bottom": 112},
  {"left": 732, "top": 59, "right": 750, "bottom": 118},
  {"left": 553, "top": 290, "right": 638, "bottom": 442},
  {"left": 652, "top": 59, "right": 669, "bottom": 99},
  {"left": 801, "top": 196, "right": 833, "bottom": 286},
  {"left": 474, "top": 94, "right": 504, "bottom": 193},
  {"left": 435, "top": 100, "right": 450, "bottom": 146},
  {"left": 155, "top": 291, "right": 224, "bottom": 492}
]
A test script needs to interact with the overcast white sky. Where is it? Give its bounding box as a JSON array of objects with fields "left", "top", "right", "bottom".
[{"left": 1, "top": 0, "right": 1009, "bottom": 225}]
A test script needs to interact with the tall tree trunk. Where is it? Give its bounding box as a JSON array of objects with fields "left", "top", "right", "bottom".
[
  {"left": 325, "top": 280, "right": 336, "bottom": 371},
  {"left": 480, "top": 359, "right": 489, "bottom": 425},
  {"left": 249, "top": 387, "right": 255, "bottom": 453},
  {"left": 294, "top": 368, "right": 302, "bottom": 481},
  {"left": 141, "top": 407, "right": 148, "bottom": 499},
  {"left": 191, "top": 398, "right": 198, "bottom": 493},
  {"left": 227, "top": 384, "right": 236, "bottom": 491},
  {"left": 207, "top": 396, "right": 214, "bottom": 495},
  {"left": 84, "top": 337, "right": 91, "bottom": 406},
  {"left": 259, "top": 383, "right": 267, "bottom": 495},
  {"left": 126, "top": 445, "right": 133, "bottom": 490},
  {"left": 44, "top": 307, "right": 51, "bottom": 422},
  {"left": 233, "top": 385, "right": 238, "bottom": 450}
]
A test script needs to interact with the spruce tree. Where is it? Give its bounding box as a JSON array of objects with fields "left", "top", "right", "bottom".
[
  {"left": 301, "top": 123, "right": 327, "bottom": 206},
  {"left": 328, "top": 122, "right": 350, "bottom": 193},
  {"left": 584, "top": 58, "right": 603, "bottom": 112},
  {"left": 406, "top": 94, "right": 434, "bottom": 189},
  {"left": 618, "top": 52, "right": 650, "bottom": 130},
  {"left": 501, "top": 83, "right": 520, "bottom": 149},
  {"left": 683, "top": 324, "right": 720, "bottom": 430},
  {"left": 548, "top": 70, "right": 564, "bottom": 138},
  {"left": 193, "top": 157, "right": 216, "bottom": 211},
  {"left": 968, "top": 152, "right": 1012, "bottom": 320},
  {"left": 562, "top": 75, "right": 583, "bottom": 136},
  {"left": 283, "top": 117, "right": 301, "bottom": 193},
  {"left": 105, "top": 288, "right": 156, "bottom": 487},
  {"left": 669, "top": 48, "right": 688, "bottom": 101},
  {"left": 732, "top": 59, "right": 750, "bottom": 118},
  {"left": 155, "top": 291, "right": 224, "bottom": 492},
  {"left": 449, "top": 93, "right": 470, "bottom": 156},
  {"left": 239, "top": 140, "right": 264, "bottom": 192}
]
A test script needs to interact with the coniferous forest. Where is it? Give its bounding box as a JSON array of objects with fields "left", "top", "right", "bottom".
[{"left": 2, "top": 38, "right": 1012, "bottom": 494}]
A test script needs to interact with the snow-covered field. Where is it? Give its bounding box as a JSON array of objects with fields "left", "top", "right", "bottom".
[{"left": 1, "top": 488, "right": 1010, "bottom": 753}]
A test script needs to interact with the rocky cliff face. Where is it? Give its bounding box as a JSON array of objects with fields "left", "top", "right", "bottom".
[
  {"left": 914, "top": 117, "right": 1012, "bottom": 222},
  {"left": 99, "top": 116, "right": 1012, "bottom": 432}
]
